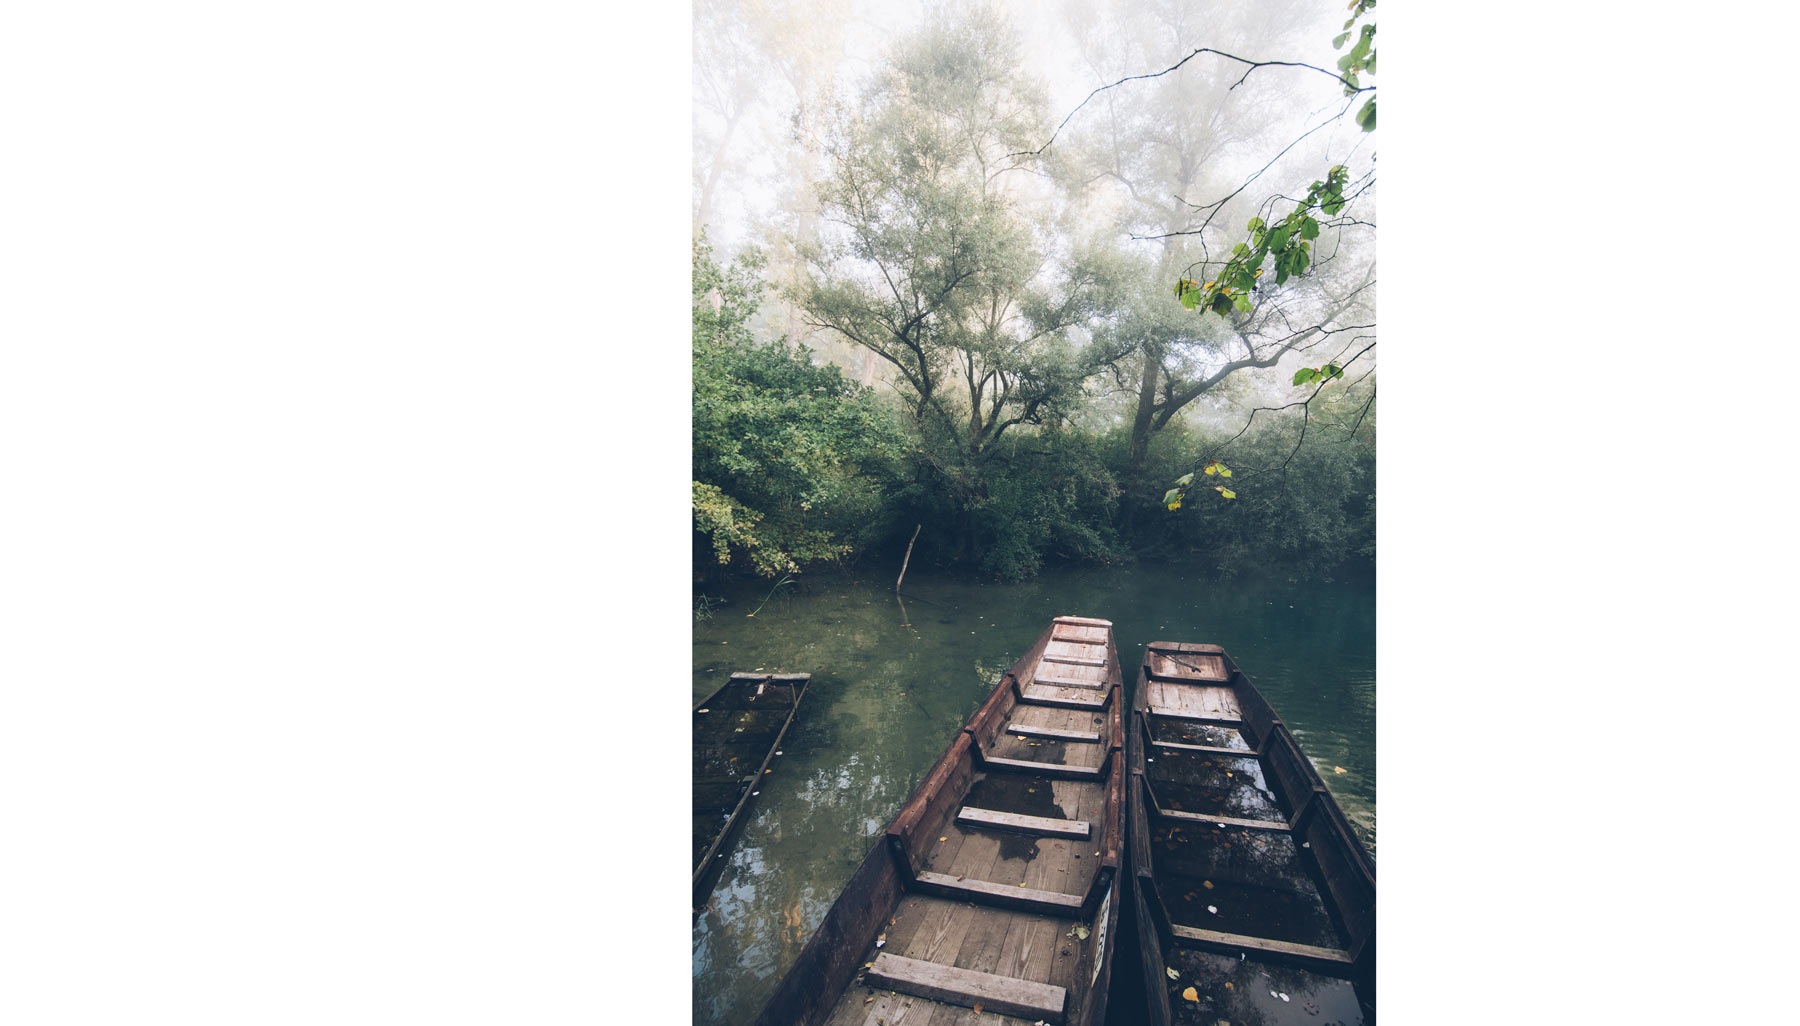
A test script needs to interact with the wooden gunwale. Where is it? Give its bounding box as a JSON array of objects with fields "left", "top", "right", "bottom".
[
  {"left": 750, "top": 617, "right": 1125, "bottom": 1026},
  {"left": 1129, "top": 644, "right": 1375, "bottom": 1024},
  {"left": 692, "top": 673, "right": 808, "bottom": 909}
]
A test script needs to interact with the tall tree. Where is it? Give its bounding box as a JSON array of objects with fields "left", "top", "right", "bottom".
[{"left": 799, "top": 4, "right": 1124, "bottom": 560}]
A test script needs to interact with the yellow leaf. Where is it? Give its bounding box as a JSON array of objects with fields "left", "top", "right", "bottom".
[
  {"left": 1224, "top": 981, "right": 1234, "bottom": 990},
  {"left": 1334, "top": 766, "right": 1347, "bottom": 774},
  {"left": 1182, "top": 987, "right": 1199, "bottom": 1003},
  {"left": 1203, "top": 464, "right": 1217, "bottom": 476}
]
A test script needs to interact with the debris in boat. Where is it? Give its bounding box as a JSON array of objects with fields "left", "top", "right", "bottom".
[
  {"left": 875, "top": 932, "right": 886, "bottom": 948},
  {"left": 1181, "top": 987, "right": 1199, "bottom": 1002},
  {"left": 939, "top": 836, "right": 947, "bottom": 842},
  {"left": 1167, "top": 968, "right": 1181, "bottom": 980},
  {"left": 864, "top": 995, "right": 875, "bottom": 1005}
]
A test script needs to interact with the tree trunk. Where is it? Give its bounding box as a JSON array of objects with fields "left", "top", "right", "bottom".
[{"left": 1124, "top": 344, "right": 1161, "bottom": 482}]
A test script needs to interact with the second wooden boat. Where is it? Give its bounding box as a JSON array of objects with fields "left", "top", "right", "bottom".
[
  {"left": 751, "top": 616, "right": 1126, "bottom": 1026},
  {"left": 693, "top": 671, "right": 810, "bottom": 909},
  {"left": 1128, "top": 642, "right": 1375, "bottom": 1024}
]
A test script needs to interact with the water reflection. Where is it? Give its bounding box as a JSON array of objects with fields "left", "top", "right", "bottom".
[{"left": 691, "top": 564, "right": 1373, "bottom": 1026}]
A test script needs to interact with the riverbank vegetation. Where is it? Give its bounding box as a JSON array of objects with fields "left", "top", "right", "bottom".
[{"left": 694, "top": 0, "right": 1374, "bottom": 584}]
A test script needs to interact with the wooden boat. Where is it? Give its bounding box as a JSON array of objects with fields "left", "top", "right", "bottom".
[
  {"left": 751, "top": 616, "right": 1126, "bottom": 1026},
  {"left": 1127, "top": 643, "right": 1375, "bottom": 1025},
  {"left": 693, "top": 671, "right": 810, "bottom": 909}
]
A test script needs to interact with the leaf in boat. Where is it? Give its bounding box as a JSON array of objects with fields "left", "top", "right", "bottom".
[
  {"left": 1074, "top": 924, "right": 1090, "bottom": 940},
  {"left": 1181, "top": 987, "right": 1199, "bottom": 1002},
  {"left": 875, "top": 932, "right": 886, "bottom": 948},
  {"left": 972, "top": 1003, "right": 983, "bottom": 1014},
  {"left": 939, "top": 837, "right": 947, "bottom": 842},
  {"left": 1167, "top": 968, "right": 1182, "bottom": 980}
]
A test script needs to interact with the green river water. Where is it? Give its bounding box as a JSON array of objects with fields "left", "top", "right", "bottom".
[{"left": 691, "top": 563, "right": 1374, "bottom": 1026}]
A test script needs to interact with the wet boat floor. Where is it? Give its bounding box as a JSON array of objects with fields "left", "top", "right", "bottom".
[
  {"left": 820, "top": 893, "right": 1101, "bottom": 1026},
  {"left": 1144, "top": 749, "right": 1285, "bottom": 822},
  {"left": 919, "top": 770, "right": 1106, "bottom": 897},
  {"left": 1150, "top": 820, "right": 1344, "bottom": 948},
  {"left": 1163, "top": 948, "right": 1366, "bottom": 1026},
  {"left": 1149, "top": 716, "right": 1254, "bottom": 750}
]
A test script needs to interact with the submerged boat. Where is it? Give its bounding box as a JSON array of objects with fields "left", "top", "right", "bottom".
[
  {"left": 1128, "top": 642, "right": 1375, "bottom": 1024},
  {"left": 751, "top": 616, "right": 1125, "bottom": 1026},
  {"left": 693, "top": 671, "right": 810, "bottom": 909}
]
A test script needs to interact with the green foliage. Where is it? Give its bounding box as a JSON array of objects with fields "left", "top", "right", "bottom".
[
  {"left": 1125, "top": 404, "right": 1375, "bottom": 577},
  {"left": 692, "top": 237, "right": 906, "bottom": 577},
  {"left": 1174, "top": 165, "right": 1350, "bottom": 319},
  {"left": 1292, "top": 363, "right": 1344, "bottom": 386}
]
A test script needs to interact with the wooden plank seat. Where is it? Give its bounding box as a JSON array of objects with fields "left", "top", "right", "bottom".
[
  {"left": 1169, "top": 924, "right": 1354, "bottom": 973},
  {"left": 863, "top": 953, "right": 1068, "bottom": 1024},
  {"left": 1041, "top": 653, "right": 1107, "bottom": 667},
  {"left": 957, "top": 806, "right": 1091, "bottom": 839},
  {"left": 912, "top": 871, "right": 1086, "bottom": 916},
  {"left": 1008, "top": 724, "right": 1103, "bottom": 743},
  {"left": 1155, "top": 807, "right": 1290, "bottom": 832},
  {"left": 977, "top": 752, "right": 1104, "bottom": 781},
  {"left": 1018, "top": 683, "right": 1108, "bottom": 709},
  {"left": 1150, "top": 738, "right": 1259, "bottom": 757}
]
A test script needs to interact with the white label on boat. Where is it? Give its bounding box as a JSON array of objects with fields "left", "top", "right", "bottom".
[{"left": 1089, "top": 889, "right": 1111, "bottom": 987}]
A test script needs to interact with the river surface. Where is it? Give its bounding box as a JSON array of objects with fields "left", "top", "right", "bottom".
[{"left": 690, "top": 563, "right": 1374, "bottom": 1026}]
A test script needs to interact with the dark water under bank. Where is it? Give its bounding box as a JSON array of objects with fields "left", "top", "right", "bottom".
[{"left": 691, "top": 562, "right": 1374, "bottom": 1026}]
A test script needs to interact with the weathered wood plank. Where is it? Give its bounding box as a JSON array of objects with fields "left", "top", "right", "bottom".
[
  {"left": 1157, "top": 807, "right": 1290, "bottom": 832},
  {"left": 1169, "top": 923, "right": 1354, "bottom": 971},
  {"left": 1040, "top": 653, "right": 1107, "bottom": 668},
  {"left": 1006, "top": 724, "right": 1102, "bottom": 743},
  {"left": 958, "top": 806, "right": 1092, "bottom": 839},
  {"left": 978, "top": 753, "right": 1104, "bottom": 781},
  {"left": 1017, "top": 683, "right": 1108, "bottom": 710},
  {"left": 1032, "top": 668, "right": 1106, "bottom": 689},
  {"left": 864, "top": 953, "right": 1068, "bottom": 1024},
  {"left": 1149, "top": 738, "right": 1257, "bottom": 757},
  {"left": 1147, "top": 650, "right": 1227, "bottom": 680},
  {"left": 1052, "top": 615, "right": 1112, "bottom": 627},
  {"left": 913, "top": 871, "right": 1086, "bottom": 916}
]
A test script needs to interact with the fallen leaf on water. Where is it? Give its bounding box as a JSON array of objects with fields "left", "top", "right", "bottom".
[
  {"left": 1278, "top": 992, "right": 1290, "bottom": 1002},
  {"left": 1181, "top": 987, "right": 1199, "bottom": 1003},
  {"left": 1334, "top": 766, "right": 1347, "bottom": 774},
  {"left": 1202, "top": 880, "right": 1214, "bottom": 889},
  {"left": 696, "top": 708, "right": 710, "bottom": 714},
  {"left": 1207, "top": 905, "right": 1218, "bottom": 914},
  {"left": 1166, "top": 967, "right": 1181, "bottom": 981},
  {"left": 1224, "top": 982, "right": 1234, "bottom": 990}
]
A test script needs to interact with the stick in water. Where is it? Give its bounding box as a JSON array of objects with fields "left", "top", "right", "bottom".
[{"left": 896, "top": 524, "right": 922, "bottom": 592}]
